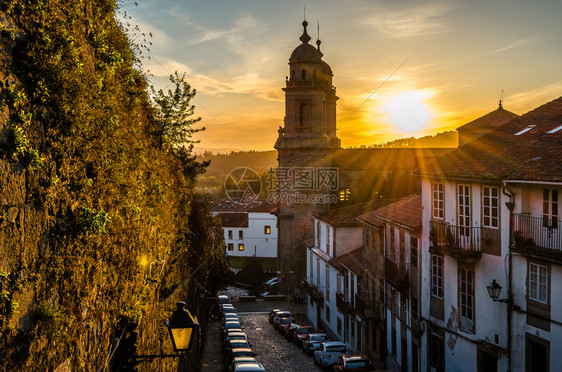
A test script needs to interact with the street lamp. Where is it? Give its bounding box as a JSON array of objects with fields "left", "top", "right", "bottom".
[
  {"left": 167, "top": 301, "right": 199, "bottom": 352},
  {"left": 486, "top": 280, "right": 512, "bottom": 305},
  {"left": 132, "top": 301, "right": 199, "bottom": 365}
]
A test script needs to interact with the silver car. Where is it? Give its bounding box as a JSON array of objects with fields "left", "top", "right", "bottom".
[{"left": 313, "top": 341, "right": 347, "bottom": 369}]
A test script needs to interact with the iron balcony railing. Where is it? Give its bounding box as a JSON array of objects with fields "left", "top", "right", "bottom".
[
  {"left": 336, "top": 292, "right": 354, "bottom": 315},
  {"left": 295, "top": 127, "right": 313, "bottom": 134},
  {"left": 285, "top": 78, "right": 334, "bottom": 89},
  {"left": 355, "top": 293, "right": 383, "bottom": 321},
  {"left": 429, "top": 220, "right": 482, "bottom": 260},
  {"left": 513, "top": 214, "right": 562, "bottom": 256},
  {"left": 384, "top": 257, "right": 409, "bottom": 289}
]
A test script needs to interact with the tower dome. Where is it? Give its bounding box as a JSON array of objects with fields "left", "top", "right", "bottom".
[{"left": 288, "top": 21, "right": 333, "bottom": 75}]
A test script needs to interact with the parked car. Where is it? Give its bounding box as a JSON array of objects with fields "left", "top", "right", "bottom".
[
  {"left": 223, "top": 321, "right": 243, "bottom": 338},
  {"left": 228, "top": 362, "right": 266, "bottom": 372},
  {"left": 303, "top": 333, "right": 330, "bottom": 355},
  {"left": 269, "top": 309, "right": 283, "bottom": 323},
  {"left": 222, "top": 306, "right": 237, "bottom": 315},
  {"left": 225, "top": 348, "right": 257, "bottom": 367},
  {"left": 224, "top": 339, "right": 253, "bottom": 354},
  {"left": 293, "top": 325, "right": 314, "bottom": 346},
  {"left": 278, "top": 317, "right": 296, "bottom": 333},
  {"left": 224, "top": 332, "right": 248, "bottom": 345},
  {"left": 314, "top": 341, "right": 347, "bottom": 369},
  {"left": 224, "top": 328, "right": 244, "bottom": 340},
  {"left": 272, "top": 311, "right": 292, "bottom": 328},
  {"left": 217, "top": 294, "right": 230, "bottom": 305},
  {"left": 284, "top": 323, "right": 301, "bottom": 339},
  {"left": 228, "top": 356, "right": 259, "bottom": 371},
  {"left": 333, "top": 354, "right": 375, "bottom": 372}
]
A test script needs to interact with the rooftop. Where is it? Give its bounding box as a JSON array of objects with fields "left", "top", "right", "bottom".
[
  {"left": 416, "top": 96, "right": 562, "bottom": 182},
  {"left": 216, "top": 212, "right": 249, "bottom": 228},
  {"left": 357, "top": 194, "right": 422, "bottom": 232}
]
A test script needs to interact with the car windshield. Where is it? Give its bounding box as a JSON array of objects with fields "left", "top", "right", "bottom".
[
  {"left": 280, "top": 318, "right": 293, "bottom": 324},
  {"left": 235, "top": 351, "right": 253, "bottom": 357},
  {"left": 326, "top": 346, "right": 346, "bottom": 353},
  {"left": 347, "top": 360, "right": 371, "bottom": 368},
  {"left": 311, "top": 335, "right": 327, "bottom": 341},
  {"left": 297, "top": 328, "right": 311, "bottom": 334}
]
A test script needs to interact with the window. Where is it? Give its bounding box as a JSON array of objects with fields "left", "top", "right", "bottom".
[
  {"left": 483, "top": 186, "right": 499, "bottom": 228},
  {"left": 432, "top": 182, "right": 444, "bottom": 219},
  {"left": 317, "top": 258, "right": 320, "bottom": 285},
  {"left": 411, "top": 297, "right": 418, "bottom": 320},
  {"left": 239, "top": 230, "right": 243, "bottom": 240},
  {"left": 529, "top": 262, "right": 548, "bottom": 303},
  {"left": 337, "top": 317, "right": 342, "bottom": 335},
  {"left": 326, "top": 306, "right": 331, "bottom": 322},
  {"left": 459, "top": 268, "right": 474, "bottom": 331},
  {"left": 543, "top": 189, "right": 559, "bottom": 228},
  {"left": 316, "top": 221, "right": 321, "bottom": 248},
  {"left": 227, "top": 243, "right": 234, "bottom": 251},
  {"left": 400, "top": 294, "right": 408, "bottom": 318},
  {"left": 351, "top": 318, "right": 355, "bottom": 337},
  {"left": 365, "top": 228, "right": 372, "bottom": 250},
  {"left": 326, "top": 264, "right": 330, "bottom": 302},
  {"left": 309, "top": 252, "right": 313, "bottom": 280},
  {"left": 410, "top": 237, "right": 418, "bottom": 268},
  {"left": 457, "top": 184, "right": 471, "bottom": 238},
  {"left": 228, "top": 230, "right": 233, "bottom": 240},
  {"left": 238, "top": 244, "right": 244, "bottom": 251},
  {"left": 264, "top": 225, "right": 271, "bottom": 234},
  {"left": 431, "top": 255, "right": 443, "bottom": 298},
  {"left": 339, "top": 188, "right": 351, "bottom": 201},
  {"left": 326, "top": 226, "right": 331, "bottom": 254}
]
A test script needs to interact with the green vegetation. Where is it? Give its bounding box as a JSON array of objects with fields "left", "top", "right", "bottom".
[
  {"left": 0, "top": 0, "right": 230, "bottom": 370},
  {"left": 229, "top": 256, "right": 277, "bottom": 271}
]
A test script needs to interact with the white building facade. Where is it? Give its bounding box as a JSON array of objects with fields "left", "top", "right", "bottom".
[{"left": 417, "top": 96, "right": 562, "bottom": 372}]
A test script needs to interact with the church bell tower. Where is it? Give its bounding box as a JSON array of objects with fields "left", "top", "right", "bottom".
[{"left": 274, "top": 20, "right": 341, "bottom": 279}]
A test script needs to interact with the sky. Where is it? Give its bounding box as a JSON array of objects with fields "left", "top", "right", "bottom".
[{"left": 125, "top": 0, "right": 562, "bottom": 153}]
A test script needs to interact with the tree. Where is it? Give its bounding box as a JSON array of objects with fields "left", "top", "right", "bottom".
[{"left": 151, "top": 72, "right": 204, "bottom": 150}]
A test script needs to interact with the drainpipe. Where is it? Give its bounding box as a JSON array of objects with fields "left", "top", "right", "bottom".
[{"left": 502, "top": 181, "right": 515, "bottom": 372}]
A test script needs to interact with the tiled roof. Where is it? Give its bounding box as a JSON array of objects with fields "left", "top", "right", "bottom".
[
  {"left": 313, "top": 199, "right": 394, "bottom": 226},
  {"left": 456, "top": 104, "right": 519, "bottom": 131},
  {"left": 329, "top": 248, "right": 364, "bottom": 275},
  {"left": 416, "top": 96, "right": 562, "bottom": 182},
  {"left": 357, "top": 194, "right": 422, "bottom": 232},
  {"left": 216, "top": 212, "right": 249, "bottom": 228}
]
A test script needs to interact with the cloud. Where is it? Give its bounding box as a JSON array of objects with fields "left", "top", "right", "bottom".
[
  {"left": 365, "top": 2, "right": 453, "bottom": 38},
  {"left": 484, "top": 37, "right": 539, "bottom": 55}
]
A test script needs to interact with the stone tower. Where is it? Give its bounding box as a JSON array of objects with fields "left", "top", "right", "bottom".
[{"left": 274, "top": 20, "right": 341, "bottom": 279}]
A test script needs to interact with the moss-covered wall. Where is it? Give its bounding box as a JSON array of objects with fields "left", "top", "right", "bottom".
[{"left": 0, "top": 1, "right": 230, "bottom": 370}]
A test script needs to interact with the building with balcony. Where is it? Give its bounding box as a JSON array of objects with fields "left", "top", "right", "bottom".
[
  {"left": 357, "top": 194, "right": 423, "bottom": 372},
  {"left": 305, "top": 201, "right": 388, "bottom": 343},
  {"left": 417, "top": 96, "right": 562, "bottom": 372}
]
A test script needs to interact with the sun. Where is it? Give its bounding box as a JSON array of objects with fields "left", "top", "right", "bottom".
[{"left": 384, "top": 92, "right": 430, "bottom": 133}]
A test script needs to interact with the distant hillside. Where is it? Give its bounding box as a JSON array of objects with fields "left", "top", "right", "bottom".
[
  {"left": 365, "top": 131, "right": 458, "bottom": 148},
  {"left": 196, "top": 150, "right": 277, "bottom": 193}
]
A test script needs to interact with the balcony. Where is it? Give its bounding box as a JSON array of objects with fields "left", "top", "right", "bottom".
[
  {"left": 336, "top": 292, "right": 355, "bottom": 315},
  {"left": 355, "top": 293, "right": 383, "bottom": 321},
  {"left": 384, "top": 257, "right": 409, "bottom": 289},
  {"left": 303, "top": 277, "right": 324, "bottom": 305},
  {"left": 429, "top": 220, "right": 482, "bottom": 261},
  {"left": 285, "top": 78, "right": 334, "bottom": 89},
  {"left": 513, "top": 214, "right": 562, "bottom": 263}
]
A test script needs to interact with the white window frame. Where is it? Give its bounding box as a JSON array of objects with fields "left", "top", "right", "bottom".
[
  {"left": 432, "top": 182, "right": 444, "bottom": 219},
  {"left": 529, "top": 262, "right": 548, "bottom": 304},
  {"left": 459, "top": 268, "right": 474, "bottom": 332},
  {"left": 431, "top": 254, "right": 443, "bottom": 299},
  {"left": 543, "top": 188, "right": 559, "bottom": 228},
  {"left": 482, "top": 186, "right": 499, "bottom": 228}
]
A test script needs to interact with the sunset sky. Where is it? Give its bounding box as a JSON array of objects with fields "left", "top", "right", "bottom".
[{"left": 127, "top": 0, "right": 562, "bottom": 153}]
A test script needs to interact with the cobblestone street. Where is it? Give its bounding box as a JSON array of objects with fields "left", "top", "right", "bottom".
[{"left": 202, "top": 300, "right": 325, "bottom": 372}]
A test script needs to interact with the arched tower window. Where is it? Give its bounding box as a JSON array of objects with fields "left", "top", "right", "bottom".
[
  {"left": 298, "top": 103, "right": 312, "bottom": 131},
  {"left": 291, "top": 70, "right": 295, "bottom": 81},
  {"left": 301, "top": 69, "right": 306, "bottom": 80}
]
